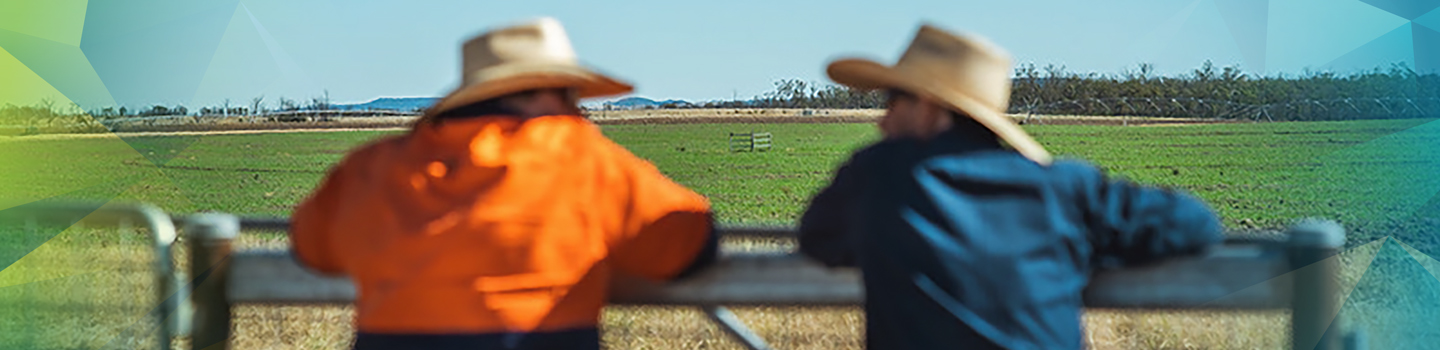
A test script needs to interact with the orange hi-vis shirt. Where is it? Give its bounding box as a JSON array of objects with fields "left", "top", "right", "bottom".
[{"left": 289, "top": 114, "right": 714, "bottom": 334}]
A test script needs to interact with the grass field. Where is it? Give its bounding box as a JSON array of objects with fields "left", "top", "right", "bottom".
[{"left": 3, "top": 118, "right": 1440, "bottom": 349}]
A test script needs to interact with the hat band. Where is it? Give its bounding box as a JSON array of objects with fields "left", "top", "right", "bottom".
[{"left": 890, "top": 68, "right": 1005, "bottom": 114}]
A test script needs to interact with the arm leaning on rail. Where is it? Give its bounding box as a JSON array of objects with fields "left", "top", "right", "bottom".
[
  {"left": 601, "top": 139, "right": 719, "bottom": 282},
  {"left": 288, "top": 144, "right": 374, "bottom": 277},
  {"left": 1055, "top": 160, "right": 1227, "bottom": 268},
  {"left": 671, "top": 217, "right": 721, "bottom": 280},
  {"left": 796, "top": 156, "right": 865, "bottom": 268}
]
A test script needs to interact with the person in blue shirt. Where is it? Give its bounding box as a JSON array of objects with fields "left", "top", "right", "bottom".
[{"left": 798, "top": 23, "right": 1226, "bottom": 350}]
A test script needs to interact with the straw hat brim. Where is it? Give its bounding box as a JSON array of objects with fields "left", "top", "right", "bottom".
[
  {"left": 827, "top": 58, "right": 1053, "bottom": 165},
  {"left": 426, "top": 62, "right": 633, "bottom": 117}
]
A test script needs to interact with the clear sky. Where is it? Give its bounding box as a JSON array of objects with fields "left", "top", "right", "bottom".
[
  {"left": 199, "top": 0, "right": 1249, "bottom": 105},
  {"left": 4, "top": 0, "right": 1435, "bottom": 109}
]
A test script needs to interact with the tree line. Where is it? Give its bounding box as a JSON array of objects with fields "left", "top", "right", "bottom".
[
  {"left": 6, "top": 62, "right": 1439, "bottom": 128},
  {"left": 700, "top": 61, "right": 1440, "bottom": 121},
  {"left": 77, "top": 92, "right": 335, "bottom": 119}
]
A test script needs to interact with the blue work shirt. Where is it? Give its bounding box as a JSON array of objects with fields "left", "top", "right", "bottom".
[{"left": 798, "top": 126, "right": 1224, "bottom": 350}]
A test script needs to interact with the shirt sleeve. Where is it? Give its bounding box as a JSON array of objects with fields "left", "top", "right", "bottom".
[
  {"left": 797, "top": 153, "right": 867, "bottom": 268},
  {"left": 1061, "top": 161, "right": 1226, "bottom": 268},
  {"left": 604, "top": 146, "right": 717, "bottom": 282},
  {"left": 289, "top": 147, "right": 368, "bottom": 276}
]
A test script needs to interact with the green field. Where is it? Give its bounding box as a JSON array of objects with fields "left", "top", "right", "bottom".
[
  {"left": 4, "top": 118, "right": 1440, "bottom": 349},
  {"left": 6, "top": 119, "right": 1439, "bottom": 238}
]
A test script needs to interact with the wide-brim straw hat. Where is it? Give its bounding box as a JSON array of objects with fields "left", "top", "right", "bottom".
[
  {"left": 424, "top": 17, "right": 634, "bottom": 118},
  {"left": 826, "top": 24, "right": 1052, "bottom": 165}
]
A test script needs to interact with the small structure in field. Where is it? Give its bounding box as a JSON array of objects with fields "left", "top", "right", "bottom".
[{"left": 729, "top": 132, "right": 772, "bottom": 152}]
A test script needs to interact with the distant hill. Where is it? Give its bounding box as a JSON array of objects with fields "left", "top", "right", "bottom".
[
  {"left": 334, "top": 96, "right": 697, "bottom": 112},
  {"left": 333, "top": 97, "right": 438, "bottom": 111},
  {"left": 599, "top": 97, "right": 692, "bottom": 109}
]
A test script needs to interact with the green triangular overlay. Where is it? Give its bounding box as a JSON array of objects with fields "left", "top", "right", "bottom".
[
  {"left": 0, "top": 46, "right": 154, "bottom": 211},
  {"left": 1334, "top": 237, "right": 1440, "bottom": 349},
  {"left": 0, "top": 45, "right": 69, "bottom": 109},
  {"left": 113, "top": 170, "right": 197, "bottom": 217},
  {"left": 0, "top": 26, "right": 116, "bottom": 108},
  {"left": 0, "top": 173, "right": 192, "bottom": 288},
  {"left": 0, "top": 270, "right": 160, "bottom": 349},
  {"left": 0, "top": 0, "right": 87, "bottom": 46},
  {"left": 0, "top": 134, "right": 153, "bottom": 211},
  {"left": 0, "top": 193, "right": 165, "bottom": 348},
  {"left": 121, "top": 135, "right": 202, "bottom": 167},
  {"left": 0, "top": 178, "right": 134, "bottom": 274}
]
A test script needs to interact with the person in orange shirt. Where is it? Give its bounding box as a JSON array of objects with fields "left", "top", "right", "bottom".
[{"left": 289, "top": 18, "right": 718, "bottom": 350}]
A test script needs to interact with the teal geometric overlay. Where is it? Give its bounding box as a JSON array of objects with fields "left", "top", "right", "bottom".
[
  {"left": 1358, "top": 0, "right": 1440, "bottom": 20},
  {"left": 1324, "top": 22, "right": 1416, "bottom": 72},
  {"left": 2, "top": 0, "right": 1440, "bottom": 349},
  {"left": 79, "top": 0, "right": 240, "bottom": 108},
  {"left": 1220, "top": 0, "right": 1440, "bottom": 73},
  {"left": 1333, "top": 237, "right": 1440, "bottom": 348},
  {"left": 1213, "top": 0, "right": 1269, "bottom": 70},
  {"left": 1416, "top": 22, "right": 1440, "bottom": 72},
  {"left": 1418, "top": 7, "right": 1440, "bottom": 29}
]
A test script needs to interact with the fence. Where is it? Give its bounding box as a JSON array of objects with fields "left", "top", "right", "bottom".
[
  {"left": 1, "top": 202, "right": 188, "bottom": 350},
  {"left": 192, "top": 214, "right": 1361, "bottom": 350},
  {"left": 5, "top": 202, "right": 1366, "bottom": 350},
  {"left": 729, "top": 132, "right": 773, "bottom": 152}
]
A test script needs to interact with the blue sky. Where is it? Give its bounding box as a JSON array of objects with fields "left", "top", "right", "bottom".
[
  {"left": 5, "top": 0, "right": 1438, "bottom": 109},
  {"left": 194, "top": 0, "right": 1254, "bottom": 105}
]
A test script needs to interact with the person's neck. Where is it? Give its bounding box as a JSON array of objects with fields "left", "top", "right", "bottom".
[{"left": 936, "top": 125, "right": 1001, "bottom": 147}]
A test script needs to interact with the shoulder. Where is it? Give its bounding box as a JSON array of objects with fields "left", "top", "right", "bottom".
[
  {"left": 561, "top": 117, "right": 660, "bottom": 179},
  {"left": 846, "top": 138, "right": 922, "bottom": 172},
  {"left": 330, "top": 134, "right": 407, "bottom": 176},
  {"left": 1039, "top": 158, "right": 1111, "bottom": 199},
  {"left": 1045, "top": 158, "right": 1104, "bottom": 178}
]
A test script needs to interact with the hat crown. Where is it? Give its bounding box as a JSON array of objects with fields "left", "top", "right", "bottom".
[
  {"left": 424, "top": 17, "right": 633, "bottom": 118},
  {"left": 461, "top": 18, "right": 578, "bottom": 83},
  {"left": 893, "top": 25, "right": 1014, "bottom": 112}
]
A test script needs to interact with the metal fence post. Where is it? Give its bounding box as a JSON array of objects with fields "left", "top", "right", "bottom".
[
  {"left": 750, "top": 130, "right": 756, "bottom": 151},
  {"left": 1288, "top": 219, "right": 1345, "bottom": 350},
  {"left": 186, "top": 213, "right": 239, "bottom": 350},
  {"left": 702, "top": 305, "right": 772, "bottom": 350}
]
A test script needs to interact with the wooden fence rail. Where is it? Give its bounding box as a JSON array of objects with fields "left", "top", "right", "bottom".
[
  {"left": 182, "top": 214, "right": 1360, "bottom": 350},
  {"left": 3, "top": 202, "right": 1364, "bottom": 350}
]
